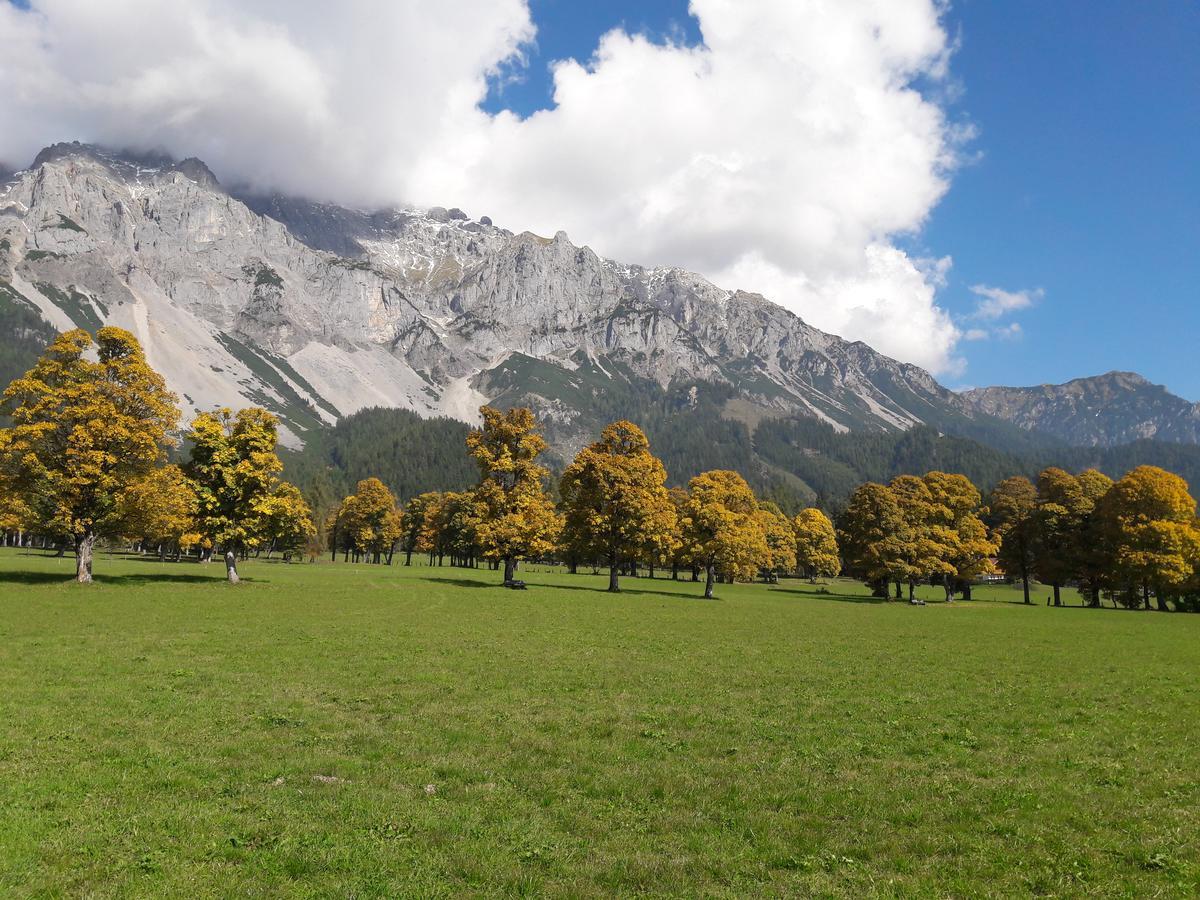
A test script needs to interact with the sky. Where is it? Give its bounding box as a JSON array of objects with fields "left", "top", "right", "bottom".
[{"left": 0, "top": 0, "right": 1196, "bottom": 396}]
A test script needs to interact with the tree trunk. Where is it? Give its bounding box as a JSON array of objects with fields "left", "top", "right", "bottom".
[
  {"left": 1053, "top": 583, "right": 1061, "bottom": 607},
  {"left": 1143, "top": 582, "right": 1151, "bottom": 610},
  {"left": 405, "top": 548, "right": 413, "bottom": 566},
  {"left": 908, "top": 581, "right": 915, "bottom": 602},
  {"left": 1022, "top": 573, "right": 1031, "bottom": 605},
  {"left": 1156, "top": 590, "right": 1169, "bottom": 612},
  {"left": 503, "top": 556, "right": 516, "bottom": 583},
  {"left": 74, "top": 531, "right": 95, "bottom": 584},
  {"left": 943, "top": 574, "right": 954, "bottom": 602},
  {"left": 962, "top": 582, "right": 973, "bottom": 602},
  {"left": 703, "top": 563, "right": 716, "bottom": 599},
  {"left": 894, "top": 581, "right": 902, "bottom": 600},
  {"left": 608, "top": 557, "right": 620, "bottom": 593},
  {"left": 225, "top": 549, "right": 240, "bottom": 584},
  {"left": 671, "top": 563, "right": 679, "bottom": 581},
  {"left": 568, "top": 559, "right": 578, "bottom": 575},
  {"left": 691, "top": 566, "right": 699, "bottom": 582}
]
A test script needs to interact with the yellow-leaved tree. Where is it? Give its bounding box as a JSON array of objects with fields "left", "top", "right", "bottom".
[
  {"left": 260, "top": 481, "right": 316, "bottom": 561},
  {"left": 923, "top": 471, "right": 997, "bottom": 601},
  {"left": 1097, "top": 465, "right": 1200, "bottom": 610},
  {"left": 119, "top": 464, "right": 199, "bottom": 560},
  {"left": 793, "top": 507, "right": 840, "bottom": 582},
  {"left": 466, "top": 406, "right": 560, "bottom": 583},
  {"left": 838, "top": 482, "right": 908, "bottom": 598},
  {"left": 755, "top": 501, "right": 798, "bottom": 582},
  {"left": 988, "top": 476, "right": 1038, "bottom": 604},
  {"left": 185, "top": 407, "right": 306, "bottom": 583},
  {"left": 0, "top": 327, "right": 178, "bottom": 582},
  {"left": 681, "top": 469, "right": 769, "bottom": 598},
  {"left": 558, "top": 421, "right": 676, "bottom": 592},
  {"left": 335, "top": 477, "right": 403, "bottom": 563}
]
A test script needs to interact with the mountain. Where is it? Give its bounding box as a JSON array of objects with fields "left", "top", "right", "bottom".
[
  {"left": 964, "top": 372, "right": 1200, "bottom": 448},
  {"left": 0, "top": 141, "right": 1040, "bottom": 462}
]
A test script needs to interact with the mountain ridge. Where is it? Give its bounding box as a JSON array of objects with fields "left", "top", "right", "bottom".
[
  {"left": 964, "top": 372, "right": 1200, "bottom": 448},
  {"left": 0, "top": 140, "right": 1046, "bottom": 461}
]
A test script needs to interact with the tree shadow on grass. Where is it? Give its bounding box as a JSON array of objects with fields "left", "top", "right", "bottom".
[
  {"left": 768, "top": 585, "right": 890, "bottom": 605},
  {"left": 416, "top": 574, "right": 719, "bottom": 601},
  {"left": 0, "top": 570, "right": 237, "bottom": 587}
]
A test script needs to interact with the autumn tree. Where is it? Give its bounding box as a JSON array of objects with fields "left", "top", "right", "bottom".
[
  {"left": 755, "top": 501, "right": 798, "bottom": 582},
  {"left": 119, "top": 464, "right": 199, "bottom": 560},
  {"left": 1033, "top": 467, "right": 1089, "bottom": 606},
  {"left": 1074, "top": 469, "right": 1116, "bottom": 607},
  {"left": 923, "top": 471, "right": 997, "bottom": 601},
  {"left": 680, "top": 470, "right": 769, "bottom": 599},
  {"left": 989, "top": 476, "right": 1038, "bottom": 604},
  {"left": 839, "top": 482, "right": 908, "bottom": 598},
  {"left": 889, "top": 475, "right": 954, "bottom": 601},
  {"left": 336, "top": 477, "right": 402, "bottom": 563},
  {"left": 793, "top": 507, "right": 840, "bottom": 582},
  {"left": 1097, "top": 465, "right": 1200, "bottom": 611},
  {"left": 399, "top": 492, "right": 438, "bottom": 565},
  {"left": 467, "top": 406, "right": 560, "bottom": 583},
  {"left": 667, "top": 486, "right": 694, "bottom": 581},
  {"left": 260, "top": 481, "right": 316, "bottom": 560},
  {"left": 0, "top": 328, "right": 178, "bottom": 582},
  {"left": 185, "top": 407, "right": 297, "bottom": 583},
  {"left": 558, "top": 421, "right": 676, "bottom": 592}
]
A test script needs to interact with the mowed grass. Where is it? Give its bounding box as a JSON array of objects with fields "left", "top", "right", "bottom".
[{"left": 0, "top": 550, "right": 1198, "bottom": 897}]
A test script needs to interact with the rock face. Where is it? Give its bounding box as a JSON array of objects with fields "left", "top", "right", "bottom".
[
  {"left": 964, "top": 373, "right": 1200, "bottom": 448},
  {"left": 1, "top": 142, "right": 995, "bottom": 451}
]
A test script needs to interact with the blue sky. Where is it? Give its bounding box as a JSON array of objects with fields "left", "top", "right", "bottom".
[{"left": 484, "top": 0, "right": 1200, "bottom": 397}]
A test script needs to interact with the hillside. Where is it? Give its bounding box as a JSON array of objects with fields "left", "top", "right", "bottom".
[{"left": 964, "top": 372, "right": 1200, "bottom": 447}]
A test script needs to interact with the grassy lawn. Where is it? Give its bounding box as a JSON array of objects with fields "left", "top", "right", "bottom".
[{"left": 0, "top": 549, "right": 1197, "bottom": 897}]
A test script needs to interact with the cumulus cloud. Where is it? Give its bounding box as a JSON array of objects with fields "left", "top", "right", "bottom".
[{"left": 0, "top": 0, "right": 969, "bottom": 374}]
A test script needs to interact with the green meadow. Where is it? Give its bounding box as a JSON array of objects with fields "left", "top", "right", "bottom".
[{"left": 0, "top": 549, "right": 1197, "bottom": 897}]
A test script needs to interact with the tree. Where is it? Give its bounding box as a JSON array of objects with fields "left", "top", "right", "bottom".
[
  {"left": 400, "top": 492, "right": 438, "bottom": 566},
  {"left": 838, "top": 483, "right": 908, "bottom": 598},
  {"left": 989, "top": 476, "right": 1038, "bottom": 604},
  {"left": 185, "top": 407, "right": 294, "bottom": 583},
  {"left": 1033, "top": 467, "right": 1088, "bottom": 606},
  {"left": 923, "top": 471, "right": 996, "bottom": 601},
  {"left": 680, "top": 470, "right": 769, "bottom": 599},
  {"left": 119, "top": 464, "right": 199, "bottom": 559},
  {"left": 466, "top": 406, "right": 560, "bottom": 582},
  {"left": 1075, "top": 469, "right": 1116, "bottom": 606},
  {"left": 666, "top": 487, "right": 694, "bottom": 581},
  {"left": 336, "top": 477, "right": 402, "bottom": 563},
  {"left": 260, "top": 481, "right": 316, "bottom": 560},
  {"left": 889, "top": 475, "right": 954, "bottom": 601},
  {"left": 793, "top": 507, "right": 840, "bottom": 582},
  {"left": 0, "top": 328, "right": 178, "bottom": 582},
  {"left": 1097, "top": 465, "right": 1200, "bottom": 611},
  {"left": 755, "top": 501, "right": 797, "bottom": 582},
  {"left": 558, "top": 421, "right": 676, "bottom": 592}
]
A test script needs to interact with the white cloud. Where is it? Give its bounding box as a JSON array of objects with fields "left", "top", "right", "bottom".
[
  {"left": 969, "top": 284, "right": 1043, "bottom": 320},
  {"left": 0, "top": 0, "right": 969, "bottom": 374}
]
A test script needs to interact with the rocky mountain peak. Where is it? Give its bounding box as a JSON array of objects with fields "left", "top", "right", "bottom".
[{"left": 0, "top": 140, "right": 1041, "bottom": 457}]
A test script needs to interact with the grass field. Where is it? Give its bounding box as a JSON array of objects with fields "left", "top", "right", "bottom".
[{"left": 1, "top": 549, "right": 1198, "bottom": 897}]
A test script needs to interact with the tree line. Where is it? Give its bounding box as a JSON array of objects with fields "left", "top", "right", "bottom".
[
  {"left": 4, "top": 329, "right": 1200, "bottom": 609},
  {"left": 0, "top": 328, "right": 315, "bottom": 583}
]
